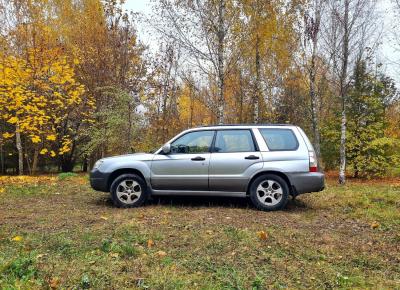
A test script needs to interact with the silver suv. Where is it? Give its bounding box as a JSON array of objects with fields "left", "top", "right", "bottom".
[{"left": 90, "top": 125, "right": 324, "bottom": 211}]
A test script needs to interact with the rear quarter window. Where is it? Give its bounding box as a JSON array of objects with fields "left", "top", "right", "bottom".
[{"left": 259, "top": 128, "right": 299, "bottom": 151}]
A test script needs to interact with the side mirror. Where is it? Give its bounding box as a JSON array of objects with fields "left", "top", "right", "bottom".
[{"left": 162, "top": 143, "right": 171, "bottom": 154}]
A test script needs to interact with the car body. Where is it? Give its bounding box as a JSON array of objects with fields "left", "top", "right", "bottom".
[{"left": 90, "top": 124, "right": 324, "bottom": 210}]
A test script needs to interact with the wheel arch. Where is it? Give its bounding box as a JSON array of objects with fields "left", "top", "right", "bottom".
[
  {"left": 246, "top": 171, "right": 294, "bottom": 196},
  {"left": 107, "top": 168, "right": 146, "bottom": 191}
]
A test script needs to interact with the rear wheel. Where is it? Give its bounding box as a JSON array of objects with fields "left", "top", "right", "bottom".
[
  {"left": 249, "top": 174, "right": 289, "bottom": 211},
  {"left": 110, "top": 174, "right": 147, "bottom": 208}
]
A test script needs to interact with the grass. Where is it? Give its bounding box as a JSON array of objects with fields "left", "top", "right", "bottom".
[{"left": 0, "top": 174, "right": 399, "bottom": 289}]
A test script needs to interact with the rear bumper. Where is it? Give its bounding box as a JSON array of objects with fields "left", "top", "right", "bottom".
[
  {"left": 90, "top": 169, "right": 110, "bottom": 192},
  {"left": 288, "top": 172, "right": 325, "bottom": 195}
]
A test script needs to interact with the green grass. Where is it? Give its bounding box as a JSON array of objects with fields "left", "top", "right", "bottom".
[{"left": 0, "top": 174, "right": 399, "bottom": 289}]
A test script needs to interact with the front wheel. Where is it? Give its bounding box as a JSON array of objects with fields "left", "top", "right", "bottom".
[
  {"left": 110, "top": 174, "right": 148, "bottom": 208},
  {"left": 249, "top": 174, "right": 289, "bottom": 211}
]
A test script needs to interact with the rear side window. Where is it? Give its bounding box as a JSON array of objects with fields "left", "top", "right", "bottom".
[
  {"left": 214, "top": 130, "right": 256, "bottom": 153},
  {"left": 259, "top": 128, "right": 298, "bottom": 151}
]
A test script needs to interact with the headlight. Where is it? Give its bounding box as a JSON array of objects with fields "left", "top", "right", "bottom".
[{"left": 93, "top": 160, "right": 104, "bottom": 169}]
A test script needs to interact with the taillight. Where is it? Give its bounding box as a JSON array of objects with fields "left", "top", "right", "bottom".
[{"left": 309, "top": 151, "right": 318, "bottom": 172}]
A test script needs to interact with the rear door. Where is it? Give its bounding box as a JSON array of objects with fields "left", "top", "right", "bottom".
[{"left": 208, "top": 129, "right": 262, "bottom": 192}]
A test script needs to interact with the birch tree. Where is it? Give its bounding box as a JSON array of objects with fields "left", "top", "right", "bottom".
[
  {"left": 303, "top": 0, "right": 326, "bottom": 160},
  {"left": 153, "top": 0, "right": 240, "bottom": 124},
  {"left": 324, "top": 0, "right": 378, "bottom": 184}
]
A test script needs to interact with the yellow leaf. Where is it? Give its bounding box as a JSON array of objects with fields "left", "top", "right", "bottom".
[
  {"left": 257, "top": 231, "right": 268, "bottom": 241},
  {"left": 7, "top": 116, "right": 18, "bottom": 124},
  {"left": 100, "top": 216, "right": 108, "bottom": 221},
  {"left": 31, "top": 135, "right": 41, "bottom": 143},
  {"left": 40, "top": 148, "right": 48, "bottom": 155},
  {"left": 110, "top": 252, "right": 119, "bottom": 258},
  {"left": 50, "top": 151, "right": 56, "bottom": 157},
  {"left": 147, "top": 239, "right": 154, "bottom": 248},
  {"left": 371, "top": 221, "right": 380, "bottom": 229},
  {"left": 48, "top": 277, "right": 60, "bottom": 290},
  {"left": 2, "top": 132, "right": 14, "bottom": 139},
  {"left": 156, "top": 250, "right": 167, "bottom": 258},
  {"left": 12, "top": 235, "right": 23, "bottom": 242},
  {"left": 46, "top": 135, "right": 56, "bottom": 141}
]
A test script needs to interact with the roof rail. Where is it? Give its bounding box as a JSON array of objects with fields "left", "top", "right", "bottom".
[{"left": 196, "top": 123, "right": 294, "bottom": 128}]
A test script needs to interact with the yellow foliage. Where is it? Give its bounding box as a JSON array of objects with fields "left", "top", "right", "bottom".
[
  {"left": 12, "top": 236, "right": 23, "bottom": 242},
  {"left": 46, "top": 135, "right": 56, "bottom": 141},
  {"left": 0, "top": 47, "right": 90, "bottom": 159},
  {"left": 31, "top": 135, "right": 41, "bottom": 143},
  {"left": 2, "top": 132, "right": 14, "bottom": 139},
  {"left": 0, "top": 175, "right": 57, "bottom": 186}
]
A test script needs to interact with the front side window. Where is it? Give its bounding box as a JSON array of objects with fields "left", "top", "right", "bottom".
[
  {"left": 170, "top": 130, "right": 214, "bottom": 154},
  {"left": 259, "top": 128, "right": 298, "bottom": 151},
  {"left": 214, "top": 130, "right": 256, "bottom": 153}
]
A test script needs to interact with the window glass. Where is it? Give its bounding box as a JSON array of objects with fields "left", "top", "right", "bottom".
[
  {"left": 259, "top": 128, "right": 298, "bottom": 151},
  {"left": 214, "top": 130, "right": 255, "bottom": 153},
  {"left": 170, "top": 130, "right": 214, "bottom": 154}
]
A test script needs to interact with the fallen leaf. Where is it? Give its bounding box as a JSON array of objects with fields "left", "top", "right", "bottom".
[
  {"left": 36, "top": 253, "right": 47, "bottom": 259},
  {"left": 12, "top": 235, "right": 23, "bottom": 242},
  {"left": 48, "top": 277, "right": 60, "bottom": 289},
  {"left": 147, "top": 239, "right": 154, "bottom": 248},
  {"left": 110, "top": 252, "right": 119, "bottom": 258},
  {"left": 206, "top": 230, "right": 213, "bottom": 235},
  {"left": 100, "top": 216, "right": 108, "bottom": 221},
  {"left": 257, "top": 231, "right": 268, "bottom": 241},
  {"left": 371, "top": 221, "right": 380, "bottom": 229},
  {"left": 156, "top": 250, "right": 167, "bottom": 258}
]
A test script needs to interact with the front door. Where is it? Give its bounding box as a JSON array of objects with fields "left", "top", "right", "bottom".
[
  {"left": 151, "top": 130, "right": 215, "bottom": 191},
  {"left": 209, "top": 129, "right": 262, "bottom": 192}
]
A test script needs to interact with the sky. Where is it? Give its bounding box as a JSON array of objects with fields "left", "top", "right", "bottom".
[{"left": 123, "top": 0, "right": 400, "bottom": 85}]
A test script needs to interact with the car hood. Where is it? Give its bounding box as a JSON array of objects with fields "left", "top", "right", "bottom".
[{"left": 102, "top": 153, "right": 154, "bottom": 162}]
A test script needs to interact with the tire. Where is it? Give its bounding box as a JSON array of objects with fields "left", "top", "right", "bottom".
[
  {"left": 249, "top": 174, "right": 289, "bottom": 211},
  {"left": 110, "top": 174, "right": 148, "bottom": 208}
]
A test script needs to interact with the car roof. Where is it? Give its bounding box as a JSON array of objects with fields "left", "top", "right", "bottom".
[{"left": 191, "top": 124, "right": 297, "bottom": 130}]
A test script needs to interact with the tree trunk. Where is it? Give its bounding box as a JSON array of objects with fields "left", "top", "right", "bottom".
[
  {"left": 16, "top": 124, "right": 23, "bottom": 175},
  {"left": 216, "top": 0, "right": 225, "bottom": 124},
  {"left": 32, "top": 147, "right": 39, "bottom": 175},
  {"left": 82, "top": 155, "right": 88, "bottom": 172},
  {"left": 0, "top": 142, "right": 4, "bottom": 174},
  {"left": 308, "top": 0, "right": 322, "bottom": 161},
  {"left": 339, "top": 108, "right": 347, "bottom": 184},
  {"left": 338, "top": 0, "right": 350, "bottom": 185},
  {"left": 254, "top": 35, "right": 261, "bottom": 124},
  {"left": 238, "top": 71, "right": 244, "bottom": 123}
]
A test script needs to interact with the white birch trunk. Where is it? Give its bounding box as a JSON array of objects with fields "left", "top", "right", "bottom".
[
  {"left": 16, "top": 124, "right": 23, "bottom": 175},
  {"left": 217, "top": 0, "right": 225, "bottom": 124}
]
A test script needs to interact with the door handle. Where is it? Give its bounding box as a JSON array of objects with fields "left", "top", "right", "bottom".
[
  {"left": 191, "top": 156, "right": 206, "bottom": 161},
  {"left": 245, "top": 155, "right": 259, "bottom": 160}
]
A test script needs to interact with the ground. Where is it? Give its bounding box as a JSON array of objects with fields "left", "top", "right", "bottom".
[{"left": 0, "top": 174, "right": 399, "bottom": 289}]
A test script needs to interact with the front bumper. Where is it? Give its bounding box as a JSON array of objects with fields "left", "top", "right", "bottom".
[
  {"left": 288, "top": 172, "right": 325, "bottom": 195},
  {"left": 90, "top": 169, "right": 110, "bottom": 192}
]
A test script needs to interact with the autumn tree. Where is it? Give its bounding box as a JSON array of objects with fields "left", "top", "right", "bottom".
[
  {"left": 302, "top": 0, "right": 326, "bottom": 160},
  {"left": 324, "top": 0, "right": 379, "bottom": 184},
  {"left": 153, "top": 0, "right": 241, "bottom": 124}
]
